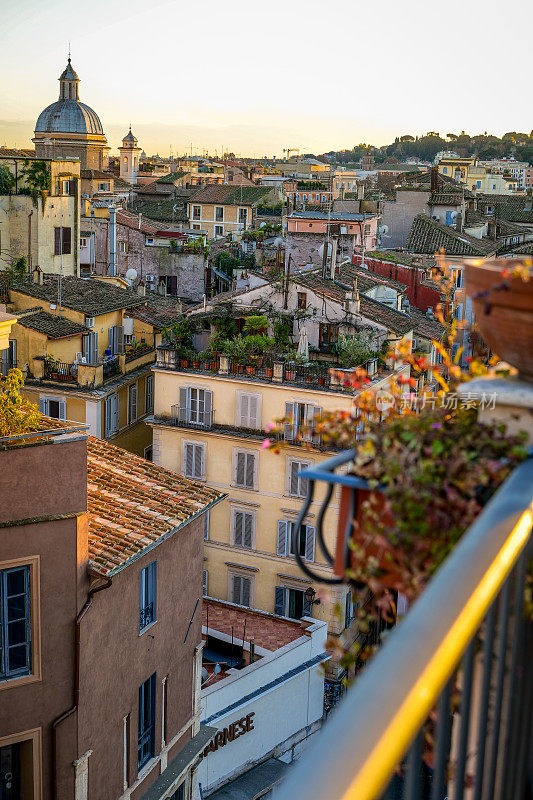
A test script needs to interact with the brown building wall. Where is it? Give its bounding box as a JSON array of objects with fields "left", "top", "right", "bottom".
[
  {"left": 0, "top": 437, "right": 89, "bottom": 800},
  {"left": 78, "top": 513, "right": 205, "bottom": 800}
]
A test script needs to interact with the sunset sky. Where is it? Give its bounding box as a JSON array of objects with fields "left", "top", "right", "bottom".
[{"left": 1, "top": 0, "right": 531, "bottom": 158}]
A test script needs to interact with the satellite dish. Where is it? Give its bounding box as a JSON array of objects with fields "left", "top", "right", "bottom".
[{"left": 126, "top": 268, "right": 138, "bottom": 282}]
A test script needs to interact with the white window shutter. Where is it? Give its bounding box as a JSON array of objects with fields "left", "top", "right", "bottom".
[
  {"left": 245, "top": 453, "right": 255, "bottom": 488},
  {"left": 289, "top": 460, "right": 300, "bottom": 496},
  {"left": 108, "top": 326, "right": 114, "bottom": 353},
  {"left": 234, "top": 510, "right": 244, "bottom": 547},
  {"left": 113, "top": 394, "right": 119, "bottom": 432},
  {"left": 284, "top": 401, "right": 295, "bottom": 439},
  {"left": 249, "top": 394, "right": 259, "bottom": 429},
  {"left": 178, "top": 387, "right": 188, "bottom": 422},
  {"left": 305, "top": 525, "right": 315, "bottom": 562},
  {"left": 236, "top": 452, "right": 246, "bottom": 486},
  {"left": 203, "top": 570, "right": 208, "bottom": 597},
  {"left": 274, "top": 586, "right": 286, "bottom": 616},
  {"left": 58, "top": 400, "right": 66, "bottom": 420},
  {"left": 204, "top": 510, "right": 210, "bottom": 541},
  {"left": 277, "top": 521, "right": 288, "bottom": 556},
  {"left": 241, "top": 577, "right": 251, "bottom": 608},
  {"left": 117, "top": 325, "right": 124, "bottom": 355},
  {"left": 232, "top": 574, "right": 242, "bottom": 604},
  {"left": 39, "top": 398, "right": 47, "bottom": 414},
  {"left": 204, "top": 390, "right": 213, "bottom": 425},
  {"left": 194, "top": 444, "right": 203, "bottom": 478},
  {"left": 239, "top": 393, "right": 249, "bottom": 427},
  {"left": 105, "top": 396, "right": 113, "bottom": 436},
  {"left": 243, "top": 513, "right": 253, "bottom": 548},
  {"left": 185, "top": 443, "right": 194, "bottom": 477}
]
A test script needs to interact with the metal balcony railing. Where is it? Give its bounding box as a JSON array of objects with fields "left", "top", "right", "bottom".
[
  {"left": 277, "top": 451, "right": 533, "bottom": 800},
  {"left": 170, "top": 405, "right": 214, "bottom": 430},
  {"left": 102, "top": 356, "right": 120, "bottom": 381},
  {"left": 43, "top": 360, "right": 77, "bottom": 383}
]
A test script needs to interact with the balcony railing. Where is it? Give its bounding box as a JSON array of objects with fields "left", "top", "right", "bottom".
[
  {"left": 43, "top": 360, "right": 77, "bottom": 383},
  {"left": 170, "top": 405, "right": 214, "bottom": 430},
  {"left": 102, "top": 356, "right": 120, "bottom": 381},
  {"left": 277, "top": 451, "right": 533, "bottom": 800}
]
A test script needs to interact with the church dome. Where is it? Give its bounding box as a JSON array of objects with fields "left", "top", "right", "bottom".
[
  {"left": 34, "top": 58, "right": 105, "bottom": 137},
  {"left": 35, "top": 100, "right": 104, "bottom": 135}
]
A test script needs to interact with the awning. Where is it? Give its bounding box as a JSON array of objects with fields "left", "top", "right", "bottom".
[
  {"left": 138, "top": 724, "right": 217, "bottom": 800},
  {"left": 205, "top": 758, "right": 288, "bottom": 800}
]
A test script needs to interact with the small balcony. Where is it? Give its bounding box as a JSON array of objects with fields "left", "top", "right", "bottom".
[
  {"left": 43, "top": 359, "right": 77, "bottom": 383},
  {"left": 102, "top": 355, "right": 120, "bottom": 382},
  {"left": 169, "top": 405, "right": 215, "bottom": 430},
  {"left": 276, "top": 449, "right": 533, "bottom": 800}
]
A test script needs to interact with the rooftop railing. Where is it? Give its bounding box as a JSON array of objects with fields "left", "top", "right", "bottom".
[
  {"left": 43, "top": 359, "right": 77, "bottom": 383},
  {"left": 276, "top": 451, "right": 533, "bottom": 800}
]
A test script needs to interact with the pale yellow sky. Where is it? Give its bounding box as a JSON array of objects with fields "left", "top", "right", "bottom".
[{"left": 1, "top": 0, "right": 532, "bottom": 157}]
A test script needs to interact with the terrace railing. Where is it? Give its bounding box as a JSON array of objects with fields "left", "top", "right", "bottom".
[
  {"left": 43, "top": 360, "right": 77, "bottom": 383},
  {"left": 276, "top": 450, "right": 533, "bottom": 800},
  {"left": 102, "top": 356, "right": 120, "bottom": 381}
]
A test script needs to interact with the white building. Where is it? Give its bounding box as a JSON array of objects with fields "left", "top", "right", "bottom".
[{"left": 197, "top": 599, "right": 327, "bottom": 798}]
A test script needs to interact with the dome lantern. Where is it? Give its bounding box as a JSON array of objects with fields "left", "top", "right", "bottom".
[{"left": 59, "top": 57, "right": 80, "bottom": 101}]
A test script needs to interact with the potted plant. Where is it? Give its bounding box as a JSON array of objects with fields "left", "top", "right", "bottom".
[{"left": 464, "top": 259, "right": 533, "bottom": 381}]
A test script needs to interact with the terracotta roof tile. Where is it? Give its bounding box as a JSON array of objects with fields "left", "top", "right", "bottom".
[
  {"left": 203, "top": 598, "right": 307, "bottom": 652},
  {"left": 406, "top": 214, "right": 497, "bottom": 256}
]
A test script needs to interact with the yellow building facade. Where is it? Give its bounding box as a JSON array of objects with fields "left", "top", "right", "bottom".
[{"left": 148, "top": 354, "right": 404, "bottom": 677}]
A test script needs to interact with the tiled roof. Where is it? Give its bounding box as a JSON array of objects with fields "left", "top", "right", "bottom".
[
  {"left": 477, "top": 195, "right": 533, "bottom": 223},
  {"left": 116, "top": 209, "right": 160, "bottom": 235},
  {"left": 87, "top": 436, "right": 224, "bottom": 576},
  {"left": 188, "top": 185, "right": 272, "bottom": 206},
  {"left": 428, "top": 192, "right": 463, "bottom": 206},
  {"left": 131, "top": 293, "right": 188, "bottom": 329},
  {"left": 16, "top": 310, "right": 90, "bottom": 339},
  {"left": 11, "top": 276, "right": 146, "bottom": 316},
  {"left": 203, "top": 598, "right": 306, "bottom": 652},
  {"left": 0, "top": 149, "right": 36, "bottom": 158},
  {"left": 406, "top": 214, "right": 497, "bottom": 256},
  {"left": 81, "top": 169, "right": 115, "bottom": 180},
  {"left": 131, "top": 198, "right": 189, "bottom": 223},
  {"left": 508, "top": 241, "right": 533, "bottom": 255},
  {"left": 338, "top": 263, "right": 408, "bottom": 293},
  {"left": 294, "top": 270, "right": 413, "bottom": 335},
  {"left": 289, "top": 210, "right": 378, "bottom": 221},
  {"left": 408, "top": 307, "right": 445, "bottom": 341},
  {"left": 365, "top": 251, "right": 437, "bottom": 270}
]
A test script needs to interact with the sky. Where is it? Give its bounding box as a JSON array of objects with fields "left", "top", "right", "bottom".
[{"left": 1, "top": 0, "right": 532, "bottom": 158}]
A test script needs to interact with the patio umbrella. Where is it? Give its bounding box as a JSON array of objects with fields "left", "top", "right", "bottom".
[{"left": 297, "top": 326, "right": 309, "bottom": 361}]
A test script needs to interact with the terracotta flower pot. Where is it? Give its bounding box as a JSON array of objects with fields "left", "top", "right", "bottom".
[
  {"left": 285, "top": 369, "right": 296, "bottom": 381},
  {"left": 245, "top": 365, "right": 256, "bottom": 375},
  {"left": 265, "top": 367, "right": 274, "bottom": 378},
  {"left": 464, "top": 260, "right": 533, "bottom": 381},
  {"left": 335, "top": 482, "right": 404, "bottom": 590}
]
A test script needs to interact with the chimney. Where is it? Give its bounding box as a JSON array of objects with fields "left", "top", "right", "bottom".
[
  {"left": 357, "top": 185, "right": 365, "bottom": 201},
  {"left": 455, "top": 212, "right": 463, "bottom": 232},
  {"left": 488, "top": 220, "right": 498, "bottom": 241},
  {"left": 344, "top": 289, "right": 360, "bottom": 316},
  {"left": 32, "top": 266, "right": 43, "bottom": 285},
  {"left": 137, "top": 281, "right": 146, "bottom": 296},
  {"left": 330, "top": 236, "right": 339, "bottom": 280},
  {"left": 157, "top": 280, "right": 167, "bottom": 296},
  {"left": 431, "top": 166, "right": 440, "bottom": 192}
]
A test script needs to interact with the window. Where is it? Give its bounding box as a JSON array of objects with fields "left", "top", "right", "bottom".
[
  {"left": 237, "top": 392, "right": 260, "bottom": 429},
  {"left": 80, "top": 237, "right": 87, "bottom": 248},
  {"left": 54, "top": 226, "right": 72, "bottom": 255},
  {"left": 144, "top": 445, "right": 153, "bottom": 461},
  {"left": 98, "top": 182, "right": 108, "bottom": 192},
  {"left": 118, "top": 241, "right": 128, "bottom": 253},
  {"left": 145, "top": 375, "right": 154, "bottom": 413},
  {"left": 62, "top": 179, "right": 71, "bottom": 194},
  {"left": 1, "top": 340, "right": 17, "bottom": 376},
  {"left": 168, "top": 785, "right": 185, "bottom": 800},
  {"left": 231, "top": 574, "right": 252, "bottom": 607},
  {"left": 284, "top": 402, "right": 321, "bottom": 443},
  {"left": 184, "top": 442, "right": 204, "bottom": 479},
  {"left": 108, "top": 325, "right": 124, "bottom": 356},
  {"left": 476, "top": 180, "right": 482, "bottom": 189},
  {"left": 105, "top": 393, "right": 119, "bottom": 436},
  {"left": 178, "top": 387, "right": 213, "bottom": 427},
  {"left": 38, "top": 397, "right": 66, "bottom": 420},
  {"left": 276, "top": 521, "right": 315, "bottom": 561},
  {"left": 146, "top": 238, "right": 154, "bottom": 245},
  {"left": 139, "top": 562, "right": 157, "bottom": 631},
  {"left": 138, "top": 673, "right": 156, "bottom": 770},
  {"left": 83, "top": 331, "right": 98, "bottom": 365},
  {"left": 215, "top": 225, "right": 223, "bottom": 237},
  {"left": 233, "top": 509, "right": 254, "bottom": 549},
  {"left": 0, "top": 565, "right": 31, "bottom": 681},
  {"left": 128, "top": 384, "right": 138, "bottom": 424},
  {"left": 192, "top": 224, "right": 201, "bottom": 230},
  {"left": 238, "top": 208, "right": 247, "bottom": 226},
  {"left": 215, "top": 206, "right": 224, "bottom": 222},
  {"left": 287, "top": 459, "right": 310, "bottom": 498},
  {"left": 234, "top": 450, "right": 256, "bottom": 489},
  {"left": 297, "top": 292, "right": 307, "bottom": 310},
  {"left": 274, "top": 586, "right": 312, "bottom": 620},
  {"left": 318, "top": 323, "right": 339, "bottom": 350},
  {"left": 202, "top": 570, "right": 208, "bottom": 597},
  {"left": 442, "top": 166, "right": 448, "bottom": 174},
  {"left": 192, "top": 205, "right": 201, "bottom": 220},
  {"left": 203, "top": 510, "right": 210, "bottom": 540}
]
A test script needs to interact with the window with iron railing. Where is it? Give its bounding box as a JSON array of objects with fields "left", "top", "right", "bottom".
[{"left": 137, "top": 673, "right": 156, "bottom": 770}]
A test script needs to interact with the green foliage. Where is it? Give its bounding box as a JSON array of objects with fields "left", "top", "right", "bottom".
[
  {"left": 243, "top": 315, "right": 268, "bottom": 333},
  {"left": 21, "top": 160, "right": 51, "bottom": 200},
  {"left": 214, "top": 250, "right": 238, "bottom": 277},
  {"left": 335, "top": 331, "right": 376, "bottom": 368},
  {"left": 221, "top": 334, "right": 249, "bottom": 360},
  {"left": 161, "top": 317, "right": 197, "bottom": 348},
  {"left": 0, "top": 166, "right": 15, "bottom": 195},
  {"left": 7, "top": 257, "right": 28, "bottom": 286}
]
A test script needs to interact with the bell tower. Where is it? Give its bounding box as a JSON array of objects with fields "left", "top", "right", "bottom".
[{"left": 119, "top": 127, "right": 141, "bottom": 185}]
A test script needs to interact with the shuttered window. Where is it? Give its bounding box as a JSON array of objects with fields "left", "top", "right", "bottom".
[
  {"left": 184, "top": 442, "right": 204, "bottom": 479},
  {"left": 274, "top": 586, "right": 313, "bottom": 620},
  {"left": 237, "top": 392, "right": 260, "bottom": 429},
  {"left": 54, "top": 226, "right": 72, "bottom": 255},
  {"left": 235, "top": 451, "right": 256, "bottom": 489},
  {"left": 83, "top": 332, "right": 99, "bottom": 365},
  {"left": 128, "top": 384, "right": 138, "bottom": 424},
  {"left": 284, "top": 402, "right": 321, "bottom": 442},
  {"left": 231, "top": 574, "right": 251, "bottom": 608},
  {"left": 38, "top": 397, "right": 66, "bottom": 420},
  {"left": 139, "top": 561, "right": 157, "bottom": 632},
  {"left": 145, "top": 375, "right": 154, "bottom": 413},
  {"left": 105, "top": 393, "right": 119, "bottom": 436},
  {"left": 108, "top": 325, "right": 125, "bottom": 355},
  {"left": 233, "top": 509, "right": 254, "bottom": 549},
  {"left": 178, "top": 387, "right": 213, "bottom": 427},
  {"left": 138, "top": 673, "right": 156, "bottom": 770},
  {"left": 288, "top": 460, "right": 310, "bottom": 498},
  {"left": 203, "top": 570, "right": 208, "bottom": 597},
  {"left": 277, "top": 521, "right": 315, "bottom": 562}
]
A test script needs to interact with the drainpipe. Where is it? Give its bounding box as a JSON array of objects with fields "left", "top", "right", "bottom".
[
  {"left": 27, "top": 211, "right": 33, "bottom": 270},
  {"left": 109, "top": 204, "right": 117, "bottom": 276},
  {"left": 51, "top": 574, "right": 112, "bottom": 800}
]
